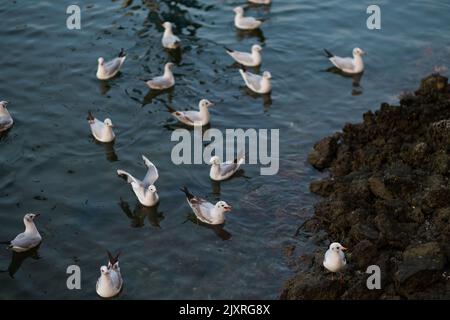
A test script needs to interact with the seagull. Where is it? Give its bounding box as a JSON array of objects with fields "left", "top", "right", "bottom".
[
  {"left": 145, "top": 62, "right": 175, "bottom": 90},
  {"left": 167, "top": 99, "right": 213, "bottom": 127},
  {"left": 248, "top": 0, "right": 272, "bottom": 4},
  {"left": 180, "top": 187, "right": 232, "bottom": 225},
  {"left": 96, "top": 49, "right": 127, "bottom": 80},
  {"left": 209, "top": 153, "right": 245, "bottom": 181},
  {"left": 87, "top": 111, "right": 115, "bottom": 143},
  {"left": 1, "top": 213, "right": 42, "bottom": 252},
  {"left": 324, "top": 48, "right": 366, "bottom": 74},
  {"left": 323, "top": 242, "right": 347, "bottom": 277},
  {"left": 96, "top": 251, "right": 123, "bottom": 298},
  {"left": 161, "top": 22, "right": 181, "bottom": 49},
  {"left": 0, "top": 101, "right": 13, "bottom": 132},
  {"left": 117, "top": 155, "right": 159, "bottom": 207},
  {"left": 226, "top": 44, "right": 262, "bottom": 67},
  {"left": 233, "top": 6, "right": 263, "bottom": 30},
  {"left": 239, "top": 68, "right": 272, "bottom": 94}
]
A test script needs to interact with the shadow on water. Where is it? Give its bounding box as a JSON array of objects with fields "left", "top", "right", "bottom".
[
  {"left": 210, "top": 170, "right": 247, "bottom": 196},
  {"left": 241, "top": 87, "right": 272, "bottom": 109},
  {"left": 98, "top": 80, "right": 112, "bottom": 96},
  {"left": 91, "top": 138, "right": 118, "bottom": 162},
  {"left": 325, "top": 67, "right": 364, "bottom": 95},
  {"left": 119, "top": 198, "right": 165, "bottom": 228},
  {"left": 142, "top": 87, "right": 175, "bottom": 106},
  {"left": 235, "top": 28, "right": 265, "bottom": 43},
  {"left": 185, "top": 213, "right": 231, "bottom": 241},
  {"left": 0, "top": 244, "right": 41, "bottom": 279}
]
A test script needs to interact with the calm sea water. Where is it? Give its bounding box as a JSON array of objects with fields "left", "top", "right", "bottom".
[{"left": 0, "top": 0, "right": 449, "bottom": 299}]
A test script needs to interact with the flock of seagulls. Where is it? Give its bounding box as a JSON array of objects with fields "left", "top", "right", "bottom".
[{"left": 0, "top": 0, "right": 362, "bottom": 297}]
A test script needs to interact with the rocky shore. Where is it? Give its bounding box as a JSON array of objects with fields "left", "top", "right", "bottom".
[{"left": 281, "top": 74, "right": 450, "bottom": 299}]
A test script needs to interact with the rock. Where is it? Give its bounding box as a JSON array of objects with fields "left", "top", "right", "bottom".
[
  {"left": 280, "top": 272, "right": 345, "bottom": 300},
  {"left": 396, "top": 242, "right": 446, "bottom": 293},
  {"left": 308, "top": 134, "right": 340, "bottom": 170},
  {"left": 419, "top": 74, "right": 448, "bottom": 93},
  {"left": 368, "top": 176, "right": 393, "bottom": 200},
  {"left": 350, "top": 240, "right": 379, "bottom": 270}
]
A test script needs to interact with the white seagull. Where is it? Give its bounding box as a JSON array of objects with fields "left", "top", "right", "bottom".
[
  {"left": 180, "top": 187, "right": 232, "bottom": 225},
  {"left": 1, "top": 213, "right": 42, "bottom": 252},
  {"left": 96, "top": 49, "right": 127, "bottom": 80},
  {"left": 239, "top": 68, "right": 272, "bottom": 94},
  {"left": 226, "top": 44, "right": 262, "bottom": 67},
  {"left": 167, "top": 99, "right": 213, "bottom": 127},
  {"left": 233, "top": 6, "right": 263, "bottom": 30},
  {"left": 0, "top": 101, "right": 13, "bottom": 132},
  {"left": 323, "top": 242, "right": 347, "bottom": 274},
  {"left": 145, "top": 62, "right": 175, "bottom": 90},
  {"left": 96, "top": 251, "right": 123, "bottom": 299},
  {"left": 87, "top": 111, "right": 115, "bottom": 143},
  {"left": 248, "top": 0, "right": 272, "bottom": 4},
  {"left": 161, "top": 22, "right": 181, "bottom": 49},
  {"left": 117, "top": 155, "right": 159, "bottom": 207},
  {"left": 324, "top": 48, "right": 366, "bottom": 74},
  {"left": 209, "top": 153, "right": 245, "bottom": 181}
]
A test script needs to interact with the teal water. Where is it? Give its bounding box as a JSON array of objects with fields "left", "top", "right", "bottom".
[{"left": 0, "top": 0, "right": 449, "bottom": 299}]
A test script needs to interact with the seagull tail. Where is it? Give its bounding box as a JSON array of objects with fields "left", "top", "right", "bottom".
[
  {"left": 224, "top": 46, "right": 234, "bottom": 53},
  {"left": 180, "top": 186, "right": 194, "bottom": 201},
  {"left": 87, "top": 111, "right": 95, "bottom": 122},
  {"left": 118, "top": 48, "right": 126, "bottom": 58},
  {"left": 324, "top": 49, "right": 334, "bottom": 58},
  {"left": 107, "top": 250, "right": 121, "bottom": 266},
  {"left": 166, "top": 105, "right": 177, "bottom": 113}
]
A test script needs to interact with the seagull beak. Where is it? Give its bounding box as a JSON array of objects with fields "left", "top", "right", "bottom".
[
  {"left": 361, "top": 51, "right": 366, "bottom": 55},
  {"left": 224, "top": 206, "right": 232, "bottom": 212},
  {"left": 341, "top": 246, "right": 348, "bottom": 251},
  {"left": 35, "top": 213, "right": 41, "bottom": 218},
  {"left": 208, "top": 102, "right": 214, "bottom": 107}
]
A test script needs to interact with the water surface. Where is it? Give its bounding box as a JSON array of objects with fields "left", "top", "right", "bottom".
[{"left": 0, "top": 0, "right": 449, "bottom": 299}]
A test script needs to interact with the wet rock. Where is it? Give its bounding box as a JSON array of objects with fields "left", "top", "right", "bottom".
[
  {"left": 307, "top": 133, "right": 340, "bottom": 170},
  {"left": 283, "top": 74, "right": 450, "bottom": 300}
]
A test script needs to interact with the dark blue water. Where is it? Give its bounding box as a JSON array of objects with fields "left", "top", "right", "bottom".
[{"left": 0, "top": 0, "right": 449, "bottom": 299}]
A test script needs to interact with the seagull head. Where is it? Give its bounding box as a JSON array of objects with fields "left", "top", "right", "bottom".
[
  {"left": 165, "top": 62, "right": 175, "bottom": 71},
  {"left": 162, "top": 21, "right": 172, "bottom": 30},
  {"left": 0, "top": 101, "right": 8, "bottom": 110},
  {"left": 216, "top": 201, "right": 232, "bottom": 212},
  {"left": 209, "top": 155, "right": 221, "bottom": 165},
  {"left": 104, "top": 118, "right": 114, "bottom": 127},
  {"left": 233, "top": 6, "right": 244, "bottom": 15},
  {"left": 263, "top": 71, "right": 272, "bottom": 79},
  {"left": 353, "top": 48, "right": 366, "bottom": 56},
  {"left": 252, "top": 44, "right": 262, "bottom": 52},
  {"left": 329, "top": 242, "right": 347, "bottom": 253},
  {"left": 98, "top": 57, "right": 105, "bottom": 65},
  {"left": 199, "top": 99, "right": 214, "bottom": 109},
  {"left": 100, "top": 266, "right": 110, "bottom": 276},
  {"left": 148, "top": 185, "right": 157, "bottom": 193},
  {"left": 24, "top": 213, "right": 40, "bottom": 223}
]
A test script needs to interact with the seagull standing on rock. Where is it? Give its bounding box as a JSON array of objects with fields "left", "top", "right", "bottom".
[
  {"left": 167, "top": 99, "right": 213, "bottom": 127},
  {"left": 323, "top": 242, "right": 347, "bottom": 279},
  {"left": 324, "top": 48, "right": 366, "bottom": 74},
  {"left": 233, "top": 6, "right": 263, "bottom": 30},
  {"left": 1, "top": 213, "right": 42, "bottom": 252},
  {"left": 87, "top": 111, "right": 115, "bottom": 143},
  {"left": 239, "top": 68, "right": 272, "bottom": 94},
  {"left": 161, "top": 22, "right": 181, "bottom": 50},
  {"left": 226, "top": 44, "right": 262, "bottom": 67},
  {"left": 180, "top": 187, "right": 232, "bottom": 225},
  {"left": 117, "top": 155, "right": 159, "bottom": 207},
  {"left": 0, "top": 101, "right": 13, "bottom": 132},
  {"left": 96, "top": 251, "right": 123, "bottom": 299},
  {"left": 145, "top": 62, "right": 175, "bottom": 90},
  {"left": 209, "top": 153, "right": 245, "bottom": 181},
  {"left": 96, "top": 49, "right": 127, "bottom": 80}
]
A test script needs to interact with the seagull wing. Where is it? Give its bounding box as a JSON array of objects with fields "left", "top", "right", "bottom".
[
  {"left": 147, "top": 76, "right": 172, "bottom": 90},
  {"left": 228, "top": 51, "right": 253, "bottom": 65},
  {"left": 142, "top": 155, "right": 159, "bottom": 186},
  {"left": 104, "top": 57, "right": 124, "bottom": 76},
  {"left": 117, "top": 169, "right": 142, "bottom": 185},
  {"left": 10, "top": 233, "right": 41, "bottom": 250},
  {"left": 240, "top": 70, "right": 262, "bottom": 91},
  {"left": 89, "top": 118, "right": 106, "bottom": 139},
  {"left": 189, "top": 197, "right": 215, "bottom": 224},
  {"left": 329, "top": 56, "right": 355, "bottom": 72},
  {"left": 0, "top": 115, "right": 13, "bottom": 131}
]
